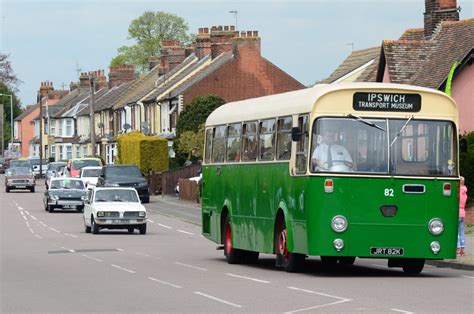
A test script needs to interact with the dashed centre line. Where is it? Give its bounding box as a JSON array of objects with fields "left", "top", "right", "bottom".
[
  {"left": 226, "top": 273, "right": 269, "bottom": 283},
  {"left": 82, "top": 254, "right": 103, "bottom": 262},
  {"left": 148, "top": 277, "right": 182, "bottom": 288},
  {"left": 391, "top": 309, "right": 414, "bottom": 314},
  {"left": 49, "top": 227, "right": 60, "bottom": 233},
  {"left": 63, "top": 233, "right": 78, "bottom": 238},
  {"left": 30, "top": 215, "right": 37, "bottom": 220},
  {"left": 177, "top": 229, "right": 195, "bottom": 235},
  {"left": 174, "top": 262, "right": 207, "bottom": 271},
  {"left": 111, "top": 264, "right": 135, "bottom": 273},
  {"left": 157, "top": 223, "right": 172, "bottom": 229},
  {"left": 193, "top": 292, "right": 242, "bottom": 308}
]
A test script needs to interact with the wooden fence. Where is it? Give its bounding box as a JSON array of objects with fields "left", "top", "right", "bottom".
[{"left": 148, "top": 164, "right": 200, "bottom": 196}]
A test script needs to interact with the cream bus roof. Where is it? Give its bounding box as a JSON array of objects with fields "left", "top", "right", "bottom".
[{"left": 205, "top": 82, "right": 456, "bottom": 126}]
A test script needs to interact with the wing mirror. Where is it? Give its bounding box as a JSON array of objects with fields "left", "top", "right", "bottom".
[{"left": 291, "top": 127, "right": 303, "bottom": 141}]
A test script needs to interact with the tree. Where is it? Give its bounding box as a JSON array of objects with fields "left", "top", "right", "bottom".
[
  {"left": 0, "top": 53, "right": 21, "bottom": 89},
  {"left": 113, "top": 11, "right": 191, "bottom": 72},
  {"left": 1, "top": 83, "right": 22, "bottom": 150},
  {"left": 172, "top": 95, "right": 225, "bottom": 168}
]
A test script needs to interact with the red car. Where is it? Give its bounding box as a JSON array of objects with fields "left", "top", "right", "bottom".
[{"left": 5, "top": 167, "right": 36, "bottom": 193}]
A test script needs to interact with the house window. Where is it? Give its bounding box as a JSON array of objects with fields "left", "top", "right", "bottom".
[
  {"left": 51, "top": 145, "right": 56, "bottom": 161},
  {"left": 66, "top": 119, "right": 73, "bottom": 137},
  {"left": 83, "top": 146, "right": 88, "bottom": 157},
  {"left": 50, "top": 120, "right": 56, "bottom": 136},
  {"left": 59, "top": 121, "right": 63, "bottom": 136},
  {"left": 66, "top": 145, "right": 72, "bottom": 160},
  {"left": 44, "top": 120, "right": 48, "bottom": 134},
  {"left": 59, "top": 145, "right": 64, "bottom": 161},
  {"left": 75, "top": 146, "right": 80, "bottom": 158}
]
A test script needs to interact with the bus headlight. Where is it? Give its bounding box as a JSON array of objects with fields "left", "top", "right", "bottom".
[
  {"left": 333, "top": 239, "right": 344, "bottom": 251},
  {"left": 331, "top": 215, "right": 348, "bottom": 233},
  {"left": 430, "top": 241, "right": 441, "bottom": 254},
  {"left": 428, "top": 218, "right": 444, "bottom": 235}
]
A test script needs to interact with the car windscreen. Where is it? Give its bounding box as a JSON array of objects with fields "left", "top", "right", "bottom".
[
  {"left": 73, "top": 159, "right": 101, "bottom": 170},
  {"left": 7, "top": 167, "right": 33, "bottom": 176},
  {"left": 10, "top": 160, "right": 31, "bottom": 168},
  {"left": 48, "top": 163, "right": 66, "bottom": 171},
  {"left": 50, "top": 179, "right": 85, "bottom": 190},
  {"left": 105, "top": 166, "right": 142, "bottom": 177},
  {"left": 82, "top": 168, "right": 101, "bottom": 177},
  {"left": 29, "top": 159, "right": 47, "bottom": 166},
  {"left": 95, "top": 189, "right": 139, "bottom": 203}
]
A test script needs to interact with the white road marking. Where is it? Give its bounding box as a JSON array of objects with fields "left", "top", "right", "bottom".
[
  {"left": 34, "top": 234, "right": 42, "bottom": 239},
  {"left": 135, "top": 252, "right": 150, "bottom": 257},
  {"left": 111, "top": 264, "right": 135, "bottom": 273},
  {"left": 28, "top": 228, "right": 35, "bottom": 234},
  {"left": 22, "top": 215, "right": 27, "bottom": 221},
  {"left": 177, "top": 229, "right": 195, "bottom": 235},
  {"left": 226, "top": 273, "right": 269, "bottom": 283},
  {"left": 158, "top": 223, "right": 172, "bottom": 229},
  {"left": 462, "top": 275, "right": 474, "bottom": 279},
  {"left": 39, "top": 221, "right": 47, "bottom": 227},
  {"left": 147, "top": 219, "right": 154, "bottom": 223},
  {"left": 148, "top": 277, "right": 182, "bottom": 288},
  {"left": 63, "top": 233, "right": 78, "bottom": 238},
  {"left": 175, "top": 262, "right": 207, "bottom": 271},
  {"left": 391, "top": 309, "right": 414, "bottom": 314},
  {"left": 61, "top": 247, "right": 76, "bottom": 253},
  {"left": 116, "top": 248, "right": 124, "bottom": 252},
  {"left": 287, "top": 286, "right": 349, "bottom": 301},
  {"left": 25, "top": 210, "right": 30, "bottom": 215},
  {"left": 82, "top": 254, "right": 103, "bottom": 262},
  {"left": 193, "top": 292, "right": 242, "bottom": 308},
  {"left": 286, "top": 286, "right": 352, "bottom": 313},
  {"left": 30, "top": 215, "right": 37, "bottom": 220},
  {"left": 18, "top": 207, "right": 23, "bottom": 210},
  {"left": 49, "top": 227, "right": 60, "bottom": 233}
]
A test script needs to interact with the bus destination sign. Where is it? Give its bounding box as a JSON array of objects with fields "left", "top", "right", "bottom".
[{"left": 353, "top": 92, "right": 421, "bottom": 112}]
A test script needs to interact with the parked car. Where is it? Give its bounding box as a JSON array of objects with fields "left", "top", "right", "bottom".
[
  {"left": 66, "top": 158, "right": 102, "bottom": 178},
  {"left": 45, "top": 162, "right": 67, "bottom": 189},
  {"left": 28, "top": 156, "right": 48, "bottom": 177},
  {"left": 96, "top": 165, "right": 149, "bottom": 203},
  {"left": 5, "top": 167, "right": 36, "bottom": 192},
  {"left": 79, "top": 166, "right": 102, "bottom": 189},
  {"left": 83, "top": 187, "right": 147, "bottom": 234},
  {"left": 43, "top": 178, "right": 88, "bottom": 213}
]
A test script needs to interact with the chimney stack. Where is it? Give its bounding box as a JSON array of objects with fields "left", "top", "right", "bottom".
[
  {"left": 210, "top": 25, "right": 237, "bottom": 59},
  {"left": 109, "top": 65, "right": 136, "bottom": 88},
  {"left": 37, "top": 81, "right": 54, "bottom": 102},
  {"left": 159, "top": 40, "right": 186, "bottom": 74},
  {"left": 232, "top": 29, "right": 261, "bottom": 57},
  {"left": 195, "top": 27, "right": 211, "bottom": 59},
  {"left": 424, "top": 0, "right": 459, "bottom": 39}
]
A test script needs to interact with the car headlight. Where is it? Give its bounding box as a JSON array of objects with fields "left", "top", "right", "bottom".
[
  {"left": 104, "top": 183, "right": 120, "bottom": 187},
  {"left": 81, "top": 195, "right": 88, "bottom": 201},
  {"left": 138, "top": 181, "right": 148, "bottom": 187},
  {"left": 50, "top": 195, "right": 59, "bottom": 200},
  {"left": 138, "top": 211, "right": 146, "bottom": 218},
  {"left": 331, "top": 215, "right": 348, "bottom": 233},
  {"left": 428, "top": 218, "right": 444, "bottom": 235},
  {"left": 97, "top": 211, "right": 105, "bottom": 217}
]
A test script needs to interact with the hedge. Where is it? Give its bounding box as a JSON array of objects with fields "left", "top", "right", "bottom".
[
  {"left": 460, "top": 131, "right": 474, "bottom": 206},
  {"left": 116, "top": 131, "right": 169, "bottom": 173}
]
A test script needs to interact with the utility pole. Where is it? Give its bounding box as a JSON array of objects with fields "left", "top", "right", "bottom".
[
  {"left": 229, "top": 10, "right": 238, "bottom": 30},
  {"left": 39, "top": 96, "right": 44, "bottom": 175},
  {"left": 89, "top": 76, "right": 96, "bottom": 157}
]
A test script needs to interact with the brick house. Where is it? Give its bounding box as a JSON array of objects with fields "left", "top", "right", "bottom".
[{"left": 323, "top": 0, "right": 473, "bottom": 132}]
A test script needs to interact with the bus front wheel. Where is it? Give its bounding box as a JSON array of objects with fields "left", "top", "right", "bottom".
[{"left": 275, "top": 220, "right": 305, "bottom": 272}]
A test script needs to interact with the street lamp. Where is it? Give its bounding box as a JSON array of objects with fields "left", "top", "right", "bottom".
[{"left": 0, "top": 93, "right": 14, "bottom": 151}]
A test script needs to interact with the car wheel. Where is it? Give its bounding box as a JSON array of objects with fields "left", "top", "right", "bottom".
[
  {"left": 139, "top": 224, "right": 147, "bottom": 235},
  {"left": 48, "top": 205, "right": 54, "bottom": 213},
  {"left": 30, "top": 187, "right": 35, "bottom": 193},
  {"left": 128, "top": 227, "right": 134, "bottom": 234},
  {"left": 5, "top": 187, "right": 10, "bottom": 193},
  {"left": 84, "top": 219, "right": 91, "bottom": 233},
  {"left": 141, "top": 196, "right": 150, "bottom": 204},
  {"left": 91, "top": 217, "right": 99, "bottom": 234},
  {"left": 77, "top": 206, "right": 84, "bottom": 213}
]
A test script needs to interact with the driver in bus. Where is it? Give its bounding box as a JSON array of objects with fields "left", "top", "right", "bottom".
[{"left": 311, "top": 129, "right": 353, "bottom": 171}]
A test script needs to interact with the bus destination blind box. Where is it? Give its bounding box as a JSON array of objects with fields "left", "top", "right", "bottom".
[{"left": 353, "top": 92, "right": 421, "bottom": 112}]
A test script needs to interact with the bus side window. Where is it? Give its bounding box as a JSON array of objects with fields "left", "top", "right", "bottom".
[
  {"left": 242, "top": 121, "right": 258, "bottom": 161},
  {"left": 226, "top": 123, "right": 242, "bottom": 162},
  {"left": 259, "top": 119, "right": 276, "bottom": 161},
  {"left": 277, "top": 116, "right": 292, "bottom": 160},
  {"left": 205, "top": 128, "right": 213, "bottom": 164},
  {"left": 295, "top": 114, "right": 309, "bottom": 174},
  {"left": 212, "top": 125, "right": 226, "bottom": 163}
]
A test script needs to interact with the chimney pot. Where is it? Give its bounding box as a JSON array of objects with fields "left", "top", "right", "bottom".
[
  {"left": 241, "top": 31, "right": 246, "bottom": 37},
  {"left": 230, "top": 26, "right": 235, "bottom": 31},
  {"left": 218, "top": 25, "right": 223, "bottom": 31},
  {"left": 253, "top": 31, "right": 259, "bottom": 37},
  {"left": 199, "top": 28, "right": 203, "bottom": 34},
  {"left": 247, "top": 31, "right": 252, "bottom": 37},
  {"left": 224, "top": 26, "right": 229, "bottom": 31},
  {"left": 204, "top": 27, "right": 209, "bottom": 33}
]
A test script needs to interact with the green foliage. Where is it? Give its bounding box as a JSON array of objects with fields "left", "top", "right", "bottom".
[
  {"left": 117, "top": 11, "right": 190, "bottom": 72},
  {"left": 116, "top": 131, "right": 169, "bottom": 173},
  {"left": 1, "top": 83, "right": 22, "bottom": 147},
  {"left": 177, "top": 125, "right": 205, "bottom": 160},
  {"left": 110, "top": 55, "right": 127, "bottom": 67},
  {"left": 460, "top": 131, "right": 474, "bottom": 205}
]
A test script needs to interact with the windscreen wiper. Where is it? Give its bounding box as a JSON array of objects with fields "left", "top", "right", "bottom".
[
  {"left": 347, "top": 114, "right": 386, "bottom": 132},
  {"left": 390, "top": 115, "right": 413, "bottom": 147}
]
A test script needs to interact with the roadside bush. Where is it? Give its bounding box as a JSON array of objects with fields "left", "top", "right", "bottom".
[{"left": 460, "top": 131, "right": 474, "bottom": 206}]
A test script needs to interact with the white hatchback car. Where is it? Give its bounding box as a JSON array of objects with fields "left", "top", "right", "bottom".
[
  {"left": 83, "top": 187, "right": 147, "bottom": 234},
  {"left": 79, "top": 166, "right": 102, "bottom": 189}
]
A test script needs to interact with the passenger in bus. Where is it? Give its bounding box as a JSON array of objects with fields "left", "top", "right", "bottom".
[{"left": 311, "top": 129, "right": 353, "bottom": 171}]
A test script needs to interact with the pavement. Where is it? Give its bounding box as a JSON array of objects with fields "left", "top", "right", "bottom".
[{"left": 151, "top": 194, "right": 474, "bottom": 271}]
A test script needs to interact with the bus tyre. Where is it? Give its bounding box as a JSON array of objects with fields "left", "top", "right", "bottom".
[
  {"left": 275, "top": 220, "right": 305, "bottom": 272},
  {"left": 338, "top": 257, "right": 356, "bottom": 265},
  {"left": 242, "top": 251, "right": 259, "bottom": 264},
  {"left": 224, "top": 216, "right": 242, "bottom": 264},
  {"left": 402, "top": 259, "right": 425, "bottom": 274}
]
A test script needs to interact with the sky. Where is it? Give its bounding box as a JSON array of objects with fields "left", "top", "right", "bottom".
[{"left": 1, "top": 0, "right": 472, "bottom": 107}]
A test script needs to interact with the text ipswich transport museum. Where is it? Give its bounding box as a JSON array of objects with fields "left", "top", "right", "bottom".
[{"left": 353, "top": 92, "right": 421, "bottom": 112}]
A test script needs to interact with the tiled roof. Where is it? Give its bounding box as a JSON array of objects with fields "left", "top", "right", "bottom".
[
  {"left": 15, "top": 104, "right": 39, "bottom": 121},
  {"left": 64, "top": 87, "right": 109, "bottom": 117},
  {"left": 399, "top": 28, "right": 425, "bottom": 40},
  {"left": 321, "top": 47, "right": 381, "bottom": 83},
  {"left": 382, "top": 39, "right": 436, "bottom": 84},
  {"left": 85, "top": 83, "right": 131, "bottom": 114},
  {"left": 411, "top": 19, "right": 474, "bottom": 88}
]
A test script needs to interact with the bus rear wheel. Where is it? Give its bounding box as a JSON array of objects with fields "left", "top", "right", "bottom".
[
  {"left": 402, "top": 259, "right": 425, "bottom": 274},
  {"left": 275, "top": 220, "right": 305, "bottom": 272},
  {"left": 224, "top": 216, "right": 243, "bottom": 264}
]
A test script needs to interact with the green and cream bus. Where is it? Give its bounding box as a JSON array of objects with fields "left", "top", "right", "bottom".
[{"left": 201, "top": 83, "right": 460, "bottom": 274}]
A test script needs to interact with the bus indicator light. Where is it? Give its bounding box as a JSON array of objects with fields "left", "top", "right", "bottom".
[
  {"left": 443, "top": 183, "right": 451, "bottom": 196},
  {"left": 324, "top": 179, "right": 334, "bottom": 193}
]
